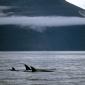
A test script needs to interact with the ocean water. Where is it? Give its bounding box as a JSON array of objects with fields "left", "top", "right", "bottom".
[{"left": 0, "top": 51, "right": 85, "bottom": 85}]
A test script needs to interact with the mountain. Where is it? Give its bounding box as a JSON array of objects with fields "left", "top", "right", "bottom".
[{"left": 0, "top": 0, "right": 81, "bottom": 16}]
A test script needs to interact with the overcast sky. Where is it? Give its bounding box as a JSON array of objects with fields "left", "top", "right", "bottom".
[{"left": 66, "top": 0, "right": 85, "bottom": 9}]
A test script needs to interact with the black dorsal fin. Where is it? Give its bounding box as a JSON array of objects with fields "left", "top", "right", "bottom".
[
  {"left": 24, "top": 64, "right": 31, "bottom": 70},
  {"left": 30, "top": 66, "right": 37, "bottom": 72},
  {"left": 11, "top": 67, "right": 16, "bottom": 71}
]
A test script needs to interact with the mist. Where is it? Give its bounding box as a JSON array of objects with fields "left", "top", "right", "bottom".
[{"left": 0, "top": 16, "right": 85, "bottom": 32}]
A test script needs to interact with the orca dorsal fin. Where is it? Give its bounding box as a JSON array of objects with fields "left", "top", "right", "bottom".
[
  {"left": 24, "top": 64, "right": 31, "bottom": 70},
  {"left": 11, "top": 67, "right": 16, "bottom": 71},
  {"left": 30, "top": 66, "right": 37, "bottom": 72}
]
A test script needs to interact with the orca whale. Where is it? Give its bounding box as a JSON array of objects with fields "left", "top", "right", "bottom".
[
  {"left": 30, "top": 66, "right": 37, "bottom": 72},
  {"left": 24, "top": 64, "right": 31, "bottom": 70},
  {"left": 30, "top": 66, "right": 54, "bottom": 72},
  {"left": 10, "top": 67, "right": 16, "bottom": 71},
  {"left": 9, "top": 64, "right": 54, "bottom": 72},
  {"left": 24, "top": 64, "right": 54, "bottom": 72}
]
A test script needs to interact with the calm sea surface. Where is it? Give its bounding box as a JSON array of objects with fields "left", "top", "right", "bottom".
[{"left": 0, "top": 51, "right": 85, "bottom": 85}]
